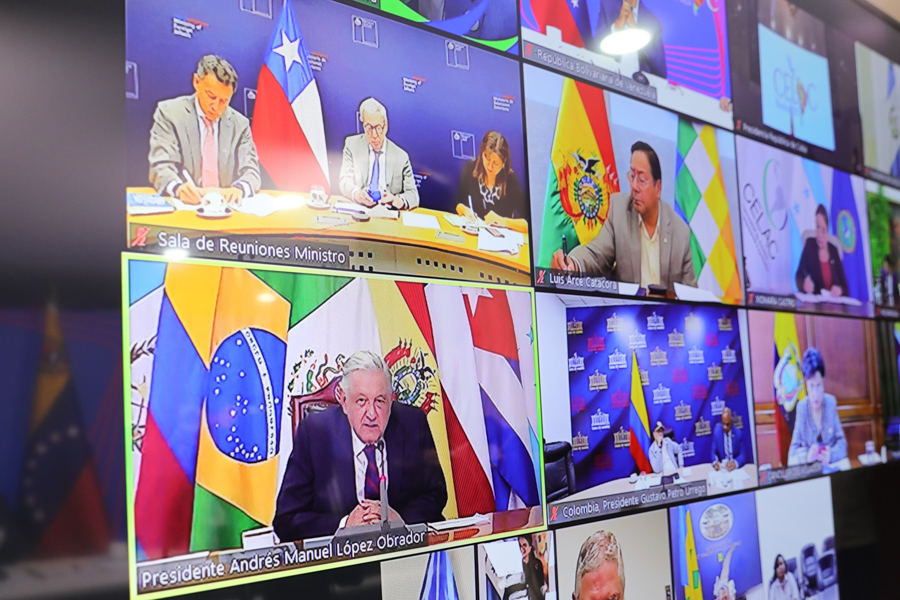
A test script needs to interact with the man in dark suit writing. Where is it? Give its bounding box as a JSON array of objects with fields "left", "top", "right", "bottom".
[
  {"left": 711, "top": 408, "right": 744, "bottom": 472},
  {"left": 273, "top": 350, "right": 447, "bottom": 541}
]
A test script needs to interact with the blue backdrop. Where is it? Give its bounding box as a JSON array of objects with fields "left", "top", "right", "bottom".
[
  {"left": 670, "top": 493, "right": 763, "bottom": 600},
  {"left": 126, "top": 0, "right": 526, "bottom": 214},
  {"left": 566, "top": 304, "right": 752, "bottom": 491}
]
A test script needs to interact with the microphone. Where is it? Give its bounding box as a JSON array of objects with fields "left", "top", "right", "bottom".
[{"left": 377, "top": 441, "right": 388, "bottom": 528}]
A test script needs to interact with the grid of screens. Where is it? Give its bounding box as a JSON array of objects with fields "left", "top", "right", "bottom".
[{"left": 122, "top": 0, "right": 900, "bottom": 597}]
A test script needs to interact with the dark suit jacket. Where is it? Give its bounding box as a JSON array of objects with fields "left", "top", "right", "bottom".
[
  {"left": 273, "top": 403, "right": 447, "bottom": 541},
  {"left": 710, "top": 424, "right": 745, "bottom": 468},
  {"left": 595, "top": 0, "right": 667, "bottom": 78},
  {"left": 794, "top": 239, "right": 848, "bottom": 296}
]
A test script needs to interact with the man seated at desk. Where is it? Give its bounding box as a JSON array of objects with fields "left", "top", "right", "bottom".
[
  {"left": 648, "top": 420, "right": 683, "bottom": 485},
  {"left": 711, "top": 407, "right": 744, "bottom": 472},
  {"left": 148, "top": 55, "right": 260, "bottom": 205},
  {"left": 550, "top": 142, "right": 696, "bottom": 291},
  {"left": 339, "top": 98, "right": 419, "bottom": 211},
  {"left": 273, "top": 350, "right": 446, "bottom": 541}
]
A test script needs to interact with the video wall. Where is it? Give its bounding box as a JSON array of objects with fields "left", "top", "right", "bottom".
[{"left": 121, "top": 0, "right": 900, "bottom": 597}]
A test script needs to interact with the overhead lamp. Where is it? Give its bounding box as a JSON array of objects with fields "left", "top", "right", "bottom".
[{"left": 599, "top": 28, "right": 651, "bottom": 55}]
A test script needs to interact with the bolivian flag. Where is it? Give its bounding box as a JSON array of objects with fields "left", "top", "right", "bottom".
[{"left": 538, "top": 77, "right": 619, "bottom": 266}]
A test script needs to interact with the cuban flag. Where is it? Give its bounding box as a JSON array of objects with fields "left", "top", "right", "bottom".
[
  {"left": 425, "top": 286, "right": 540, "bottom": 514},
  {"left": 252, "top": 0, "right": 330, "bottom": 193}
]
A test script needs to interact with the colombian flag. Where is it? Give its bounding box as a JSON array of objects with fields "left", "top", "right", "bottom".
[
  {"left": 538, "top": 77, "right": 619, "bottom": 266},
  {"left": 129, "top": 260, "right": 541, "bottom": 558},
  {"left": 628, "top": 351, "right": 652, "bottom": 474}
]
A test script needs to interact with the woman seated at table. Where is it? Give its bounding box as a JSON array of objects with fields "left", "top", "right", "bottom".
[
  {"left": 787, "top": 348, "right": 848, "bottom": 468},
  {"left": 794, "top": 204, "right": 848, "bottom": 297},
  {"left": 768, "top": 554, "right": 800, "bottom": 600},
  {"left": 454, "top": 131, "right": 527, "bottom": 233}
]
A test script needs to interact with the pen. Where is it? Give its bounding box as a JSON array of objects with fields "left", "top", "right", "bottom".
[
  {"left": 468, "top": 194, "right": 474, "bottom": 218},
  {"left": 561, "top": 233, "right": 568, "bottom": 260},
  {"left": 182, "top": 168, "right": 196, "bottom": 188}
]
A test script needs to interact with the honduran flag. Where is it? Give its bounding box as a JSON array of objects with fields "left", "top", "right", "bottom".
[{"left": 252, "top": 0, "right": 330, "bottom": 194}]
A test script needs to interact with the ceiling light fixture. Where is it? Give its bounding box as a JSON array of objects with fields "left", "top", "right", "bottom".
[{"left": 600, "top": 28, "right": 651, "bottom": 55}]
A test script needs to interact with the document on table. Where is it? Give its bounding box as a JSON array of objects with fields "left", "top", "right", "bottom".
[
  {"left": 401, "top": 211, "right": 441, "bottom": 230},
  {"left": 674, "top": 282, "right": 721, "bottom": 302},
  {"left": 795, "top": 292, "right": 863, "bottom": 306},
  {"left": 477, "top": 227, "right": 524, "bottom": 253}
]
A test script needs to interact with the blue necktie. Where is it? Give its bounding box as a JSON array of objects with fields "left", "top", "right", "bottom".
[
  {"left": 368, "top": 151, "right": 381, "bottom": 201},
  {"left": 363, "top": 444, "right": 379, "bottom": 501}
]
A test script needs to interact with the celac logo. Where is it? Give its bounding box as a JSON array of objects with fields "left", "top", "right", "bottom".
[
  {"left": 762, "top": 159, "right": 789, "bottom": 231},
  {"left": 837, "top": 210, "right": 857, "bottom": 254}
]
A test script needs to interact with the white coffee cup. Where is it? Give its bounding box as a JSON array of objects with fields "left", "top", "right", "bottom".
[{"left": 203, "top": 192, "right": 226, "bottom": 213}]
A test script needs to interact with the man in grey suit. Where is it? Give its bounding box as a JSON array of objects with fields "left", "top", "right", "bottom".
[
  {"left": 648, "top": 420, "right": 683, "bottom": 485},
  {"left": 148, "top": 55, "right": 260, "bottom": 206},
  {"left": 339, "top": 98, "right": 419, "bottom": 210},
  {"left": 551, "top": 142, "right": 697, "bottom": 290}
]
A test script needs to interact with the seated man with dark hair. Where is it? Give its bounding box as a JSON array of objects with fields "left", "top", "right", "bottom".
[
  {"left": 711, "top": 407, "right": 745, "bottom": 472},
  {"left": 149, "top": 54, "right": 261, "bottom": 206},
  {"left": 273, "top": 350, "right": 447, "bottom": 540},
  {"left": 551, "top": 141, "right": 696, "bottom": 290}
]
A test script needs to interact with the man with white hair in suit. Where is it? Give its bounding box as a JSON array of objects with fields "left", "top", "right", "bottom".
[
  {"left": 339, "top": 97, "right": 419, "bottom": 210},
  {"left": 573, "top": 530, "right": 626, "bottom": 600}
]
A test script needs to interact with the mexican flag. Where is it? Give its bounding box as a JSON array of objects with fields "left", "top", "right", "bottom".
[{"left": 129, "top": 260, "right": 540, "bottom": 557}]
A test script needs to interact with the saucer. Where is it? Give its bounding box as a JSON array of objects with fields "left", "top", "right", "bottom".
[{"left": 197, "top": 206, "right": 232, "bottom": 219}]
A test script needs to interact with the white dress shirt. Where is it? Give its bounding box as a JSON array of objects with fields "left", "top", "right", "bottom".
[
  {"left": 351, "top": 429, "right": 388, "bottom": 504},
  {"left": 639, "top": 209, "right": 661, "bottom": 288}
]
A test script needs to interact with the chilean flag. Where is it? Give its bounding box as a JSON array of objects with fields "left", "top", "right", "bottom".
[{"left": 252, "top": 0, "right": 330, "bottom": 193}]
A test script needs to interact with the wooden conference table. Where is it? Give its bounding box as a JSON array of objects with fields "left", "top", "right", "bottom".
[{"left": 127, "top": 188, "right": 532, "bottom": 285}]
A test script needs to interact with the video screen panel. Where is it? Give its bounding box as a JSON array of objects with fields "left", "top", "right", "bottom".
[
  {"left": 380, "top": 547, "right": 476, "bottom": 600},
  {"left": 347, "top": 0, "right": 521, "bottom": 54},
  {"left": 727, "top": 0, "right": 863, "bottom": 173},
  {"left": 856, "top": 43, "right": 900, "bottom": 189},
  {"left": 865, "top": 181, "right": 900, "bottom": 316},
  {"left": 478, "top": 532, "right": 557, "bottom": 600},
  {"left": 669, "top": 491, "right": 763, "bottom": 600},
  {"left": 756, "top": 477, "right": 839, "bottom": 600},
  {"left": 737, "top": 136, "right": 873, "bottom": 316},
  {"left": 519, "top": 0, "right": 734, "bottom": 130},
  {"left": 537, "top": 294, "right": 757, "bottom": 525},
  {"left": 526, "top": 66, "right": 745, "bottom": 305},
  {"left": 124, "top": 255, "right": 543, "bottom": 597},
  {"left": 747, "top": 310, "right": 884, "bottom": 487},
  {"left": 125, "top": 0, "right": 530, "bottom": 285},
  {"left": 555, "top": 511, "right": 672, "bottom": 600}
]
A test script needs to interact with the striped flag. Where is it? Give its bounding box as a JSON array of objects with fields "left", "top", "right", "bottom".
[
  {"left": 772, "top": 312, "right": 804, "bottom": 467},
  {"left": 252, "top": 0, "right": 330, "bottom": 193},
  {"left": 129, "top": 261, "right": 541, "bottom": 556},
  {"left": 419, "top": 551, "right": 460, "bottom": 600},
  {"left": 538, "top": 77, "right": 619, "bottom": 267},
  {"left": 628, "top": 351, "right": 652, "bottom": 474},
  {"left": 676, "top": 506, "right": 703, "bottom": 600},
  {"left": 675, "top": 118, "right": 741, "bottom": 303},
  {"left": 18, "top": 304, "right": 110, "bottom": 558},
  {"left": 830, "top": 170, "right": 869, "bottom": 300},
  {"left": 426, "top": 286, "right": 540, "bottom": 513}
]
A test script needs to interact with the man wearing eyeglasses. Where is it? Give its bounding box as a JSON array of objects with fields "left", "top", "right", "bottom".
[
  {"left": 339, "top": 97, "right": 419, "bottom": 210},
  {"left": 551, "top": 141, "right": 696, "bottom": 290}
]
